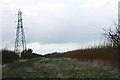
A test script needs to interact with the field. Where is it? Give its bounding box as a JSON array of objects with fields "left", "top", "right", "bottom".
[
  {"left": 2, "top": 44, "right": 120, "bottom": 79},
  {"left": 2, "top": 57, "right": 119, "bottom": 79}
]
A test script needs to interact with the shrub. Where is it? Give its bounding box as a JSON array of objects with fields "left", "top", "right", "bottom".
[
  {"left": 21, "top": 52, "right": 43, "bottom": 59},
  {"left": 1, "top": 49, "right": 19, "bottom": 64}
]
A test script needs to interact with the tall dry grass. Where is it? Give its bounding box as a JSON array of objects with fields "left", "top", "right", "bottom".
[{"left": 64, "top": 44, "right": 118, "bottom": 71}]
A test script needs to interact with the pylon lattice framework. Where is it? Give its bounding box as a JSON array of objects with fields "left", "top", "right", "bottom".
[{"left": 14, "top": 10, "right": 27, "bottom": 57}]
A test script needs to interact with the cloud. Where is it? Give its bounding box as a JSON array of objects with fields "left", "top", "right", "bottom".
[
  {"left": 81, "top": 0, "right": 109, "bottom": 9},
  {"left": 1, "top": 0, "right": 118, "bottom": 53},
  {"left": 27, "top": 39, "right": 102, "bottom": 55},
  {"left": 27, "top": 42, "right": 80, "bottom": 55}
]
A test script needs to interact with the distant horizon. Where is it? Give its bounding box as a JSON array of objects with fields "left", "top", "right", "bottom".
[{"left": 2, "top": 40, "right": 110, "bottom": 55}]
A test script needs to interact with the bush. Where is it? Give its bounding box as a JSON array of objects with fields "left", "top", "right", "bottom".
[
  {"left": 44, "top": 52, "right": 64, "bottom": 58},
  {"left": 1, "top": 49, "right": 43, "bottom": 64},
  {"left": 1, "top": 49, "right": 19, "bottom": 64},
  {"left": 21, "top": 52, "right": 43, "bottom": 59}
]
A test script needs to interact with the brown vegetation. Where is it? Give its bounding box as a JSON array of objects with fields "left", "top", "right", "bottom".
[{"left": 64, "top": 44, "right": 118, "bottom": 70}]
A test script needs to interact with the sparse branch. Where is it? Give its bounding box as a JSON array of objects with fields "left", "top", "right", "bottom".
[{"left": 102, "top": 24, "right": 120, "bottom": 47}]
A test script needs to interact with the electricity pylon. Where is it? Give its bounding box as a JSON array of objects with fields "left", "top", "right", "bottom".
[{"left": 14, "top": 10, "right": 27, "bottom": 57}]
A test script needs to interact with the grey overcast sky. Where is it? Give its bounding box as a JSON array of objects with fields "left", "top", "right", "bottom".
[{"left": 1, "top": 0, "right": 118, "bottom": 55}]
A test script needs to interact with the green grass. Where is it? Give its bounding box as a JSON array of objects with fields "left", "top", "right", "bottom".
[{"left": 2, "top": 57, "right": 119, "bottom": 78}]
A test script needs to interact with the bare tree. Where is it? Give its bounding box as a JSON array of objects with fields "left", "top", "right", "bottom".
[
  {"left": 103, "top": 24, "right": 120, "bottom": 48},
  {"left": 103, "top": 24, "right": 120, "bottom": 72}
]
